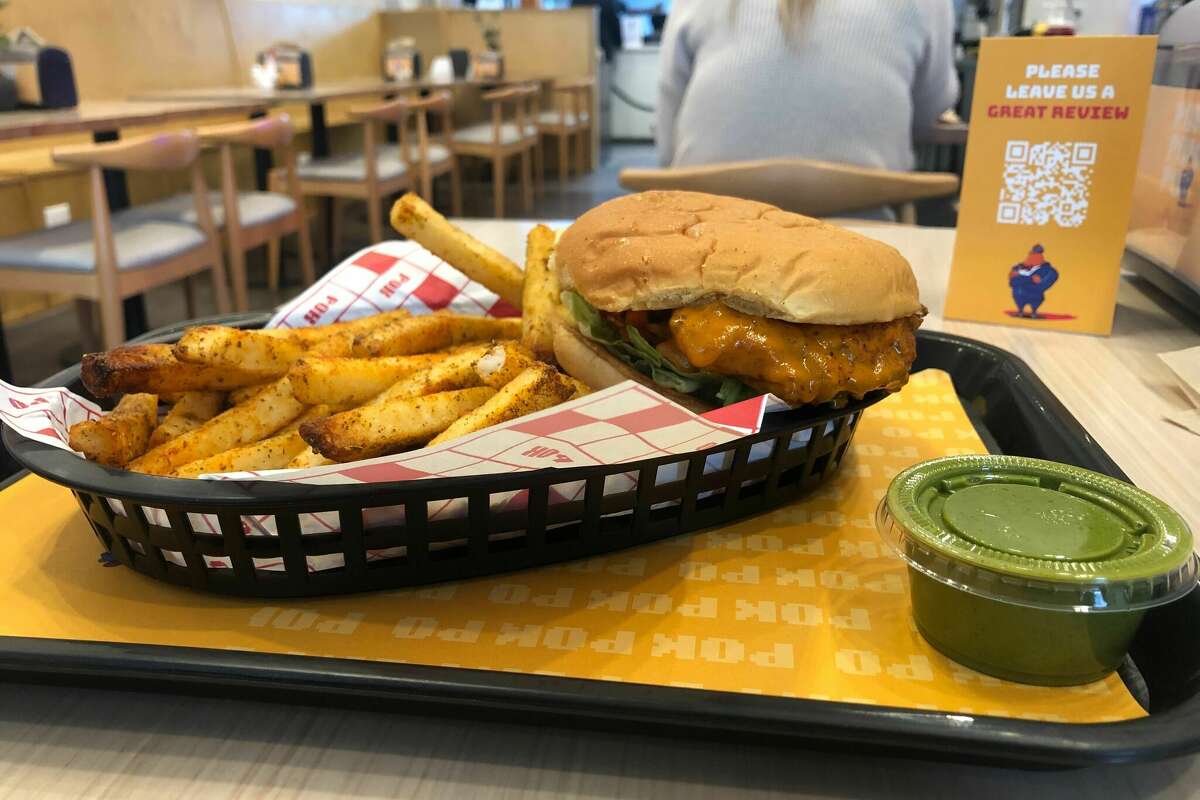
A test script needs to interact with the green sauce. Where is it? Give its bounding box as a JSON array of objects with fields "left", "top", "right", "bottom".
[{"left": 877, "top": 456, "right": 1196, "bottom": 686}]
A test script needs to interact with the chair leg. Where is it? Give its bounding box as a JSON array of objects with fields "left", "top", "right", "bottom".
[
  {"left": 74, "top": 299, "right": 101, "bottom": 354},
  {"left": 183, "top": 275, "right": 199, "bottom": 319},
  {"left": 520, "top": 147, "right": 533, "bottom": 214},
  {"left": 534, "top": 138, "right": 545, "bottom": 193},
  {"left": 266, "top": 238, "right": 282, "bottom": 292},
  {"left": 492, "top": 156, "right": 506, "bottom": 219},
  {"left": 98, "top": 289, "right": 126, "bottom": 351},
  {"left": 575, "top": 129, "right": 587, "bottom": 175},
  {"left": 207, "top": 244, "right": 233, "bottom": 315},
  {"left": 367, "top": 191, "right": 384, "bottom": 244},
  {"left": 228, "top": 241, "right": 250, "bottom": 312},
  {"left": 421, "top": 167, "right": 434, "bottom": 204},
  {"left": 295, "top": 213, "right": 317, "bottom": 285},
  {"left": 329, "top": 198, "right": 343, "bottom": 259},
  {"left": 557, "top": 135, "right": 570, "bottom": 189},
  {"left": 449, "top": 161, "right": 463, "bottom": 218}
]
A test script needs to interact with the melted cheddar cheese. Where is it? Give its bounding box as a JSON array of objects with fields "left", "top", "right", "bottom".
[{"left": 669, "top": 302, "right": 920, "bottom": 405}]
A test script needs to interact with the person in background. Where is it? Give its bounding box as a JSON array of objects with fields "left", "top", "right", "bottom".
[
  {"left": 656, "top": 0, "right": 958, "bottom": 180},
  {"left": 572, "top": 0, "right": 625, "bottom": 61}
]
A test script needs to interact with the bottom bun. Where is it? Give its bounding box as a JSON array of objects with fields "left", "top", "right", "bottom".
[{"left": 552, "top": 324, "right": 713, "bottom": 414}]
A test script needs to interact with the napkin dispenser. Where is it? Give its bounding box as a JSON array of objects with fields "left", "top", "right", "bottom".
[
  {"left": 256, "top": 43, "right": 313, "bottom": 89},
  {"left": 383, "top": 37, "right": 421, "bottom": 82},
  {"left": 2, "top": 46, "right": 78, "bottom": 109}
]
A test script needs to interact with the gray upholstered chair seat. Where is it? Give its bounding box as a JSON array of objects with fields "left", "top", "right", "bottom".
[
  {"left": 406, "top": 142, "right": 452, "bottom": 165},
  {"left": 452, "top": 123, "right": 537, "bottom": 146},
  {"left": 131, "top": 191, "right": 296, "bottom": 228},
  {"left": 0, "top": 214, "right": 207, "bottom": 272},
  {"left": 536, "top": 110, "right": 590, "bottom": 127},
  {"left": 296, "top": 148, "right": 409, "bottom": 182}
]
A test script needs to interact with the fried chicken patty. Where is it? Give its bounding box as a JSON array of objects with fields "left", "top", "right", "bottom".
[{"left": 667, "top": 302, "right": 920, "bottom": 406}]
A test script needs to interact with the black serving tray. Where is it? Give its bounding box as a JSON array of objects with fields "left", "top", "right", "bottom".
[{"left": 1, "top": 325, "right": 1199, "bottom": 768}]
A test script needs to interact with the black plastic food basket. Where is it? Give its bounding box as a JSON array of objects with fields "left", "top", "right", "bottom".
[
  {"left": 3, "top": 312, "right": 879, "bottom": 598},
  {"left": 4, "top": 320, "right": 1200, "bottom": 768}
]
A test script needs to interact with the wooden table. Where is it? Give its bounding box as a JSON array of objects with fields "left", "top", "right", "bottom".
[
  {"left": 0, "top": 99, "right": 270, "bottom": 142},
  {"left": 133, "top": 77, "right": 551, "bottom": 159},
  {"left": 0, "top": 221, "right": 1197, "bottom": 798}
]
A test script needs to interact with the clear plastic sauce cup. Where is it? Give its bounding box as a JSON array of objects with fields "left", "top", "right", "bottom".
[{"left": 876, "top": 455, "right": 1198, "bottom": 686}]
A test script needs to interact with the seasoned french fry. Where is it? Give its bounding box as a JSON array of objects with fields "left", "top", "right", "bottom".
[
  {"left": 148, "top": 391, "right": 224, "bottom": 448},
  {"left": 390, "top": 192, "right": 524, "bottom": 308},
  {"left": 173, "top": 430, "right": 310, "bottom": 477},
  {"left": 428, "top": 365, "right": 575, "bottom": 446},
  {"left": 352, "top": 314, "right": 521, "bottom": 358},
  {"left": 564, "top": 376, "right": 592, "bottom": 399},
  {"left": 474, "top": 341, "right": 538, "bottom": 388},
  {"left": 289, "top": 353, "right": 449, "bottom": 406},
  {"left": 304, "top": 330, "right": 354, "bottom": 357},
  {"left": 276, "top": 403, "right": 339, "bottom": 435},
  {"left": 81, "top": 344, "right": 277, "bottom": 398},
  {"left": 68, "top": 393, "right": 158, "bottom": 466},
  {"left": 128, "top": 378, "right": 305, "bottom": 475},
  {"left": 280, "top": 308, "right": 412, "bottom": 346},
  {"left": 286, "top": 448, "right": 334, "bottom": 469},
  {"left": 228, "top": 383, "right": 270, "bottom": 406},
  {"left": 300, "top": 387, "right": 496, "bottom": 462},
  {"left": 174, "top": 326, "right": 306, "bottom": 373},
  {"left": 520, "top": 224, "right": 561, "bottom": 361},
  {"left": 371, "top": 344, "right": 491, "bottom": 405}
]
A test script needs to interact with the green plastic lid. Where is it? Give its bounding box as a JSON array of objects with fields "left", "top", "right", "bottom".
[{"left": 876, "top": 455, "right": 1198, "bottom": 612}]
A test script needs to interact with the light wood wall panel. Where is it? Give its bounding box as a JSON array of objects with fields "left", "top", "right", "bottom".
[
  {"left": 380, "top": 8, "right": 597, "bottom": 83},
  {"left": 223, "top": 0, "right": 383, "bottom": 84},
  {"left": 4, "top": 0, "right": 241, "bottom": 99}
]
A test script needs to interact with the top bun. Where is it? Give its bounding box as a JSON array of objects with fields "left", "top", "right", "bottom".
[{"left": 556, "top": 191, "right": 922, "bottom": 325}]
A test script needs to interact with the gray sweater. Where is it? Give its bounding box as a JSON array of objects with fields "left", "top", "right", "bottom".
[{"left": 656, "top": 0, "right": 959, "bottom": 172}]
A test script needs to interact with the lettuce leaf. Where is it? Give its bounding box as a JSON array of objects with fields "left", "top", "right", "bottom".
[{"left": 561, "top": 290, "right": 757, "bottom": 406}]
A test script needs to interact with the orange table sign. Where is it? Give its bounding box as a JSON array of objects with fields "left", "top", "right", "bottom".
[
  {"left": 945, "top": 35, "right": 1157, "bottom": 335},
  {"left": 0, "top": 370, "right": 1144, "bottom": 723}
]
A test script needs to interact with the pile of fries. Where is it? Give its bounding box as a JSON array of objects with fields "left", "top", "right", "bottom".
[{"left": 67, "top": 194, "right": 579, "bottom": 478}]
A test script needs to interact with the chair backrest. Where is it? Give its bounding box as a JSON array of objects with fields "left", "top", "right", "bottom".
[
  {"left": 197, "top": 114, "right": 294, "bottom": 150},
  {"left": 618, "top": 158, "right": 960, "bottom": 219},
  {"left": 481, "top": 83, "right": 540, "bottom": 146},
  {"left": 405, "top": 91, "right": 455, "bottom": 166},
  {"left": 196, "top": 114, "right": 301, "bottom": 242},
  {"left": 550, "top": 78, "right": 593, "bottom": 125},
  {"left": 53, "top": 130, "right": 201, "bottom": 172}
]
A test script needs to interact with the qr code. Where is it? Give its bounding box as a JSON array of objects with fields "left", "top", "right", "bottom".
[{"left": 997, "top": 140, "right": 1095, "bottom": 227}]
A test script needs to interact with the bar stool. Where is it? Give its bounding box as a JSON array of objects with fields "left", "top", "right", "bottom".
[
  {"left": 450, "top": 84, "right": 539, "bottom": 218},
  {"left": 293, "top": 97, "right": 416, "bottom": 248},
  {"left": 133, "top": 115, "right": 315, "bottom": 309},
  {"left": 536, "top": 78, "right": 594, "bottom": 187},
  {"left": 0, "top": 131, "right": 230, "bottom": 350}
]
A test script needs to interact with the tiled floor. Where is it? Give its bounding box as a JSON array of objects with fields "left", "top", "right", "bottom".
[{"left": 2, "top": 142, "right": 658, "bottom": 386}]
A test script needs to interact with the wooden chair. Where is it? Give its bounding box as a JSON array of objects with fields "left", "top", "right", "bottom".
[
  {"left": 0, "top": 131, "right": 230, "bottom": 350},
  {"left": 618, "top": 158, "right": 960, "bottom": 223},
  {"left": 537, "top": 78, "right": 594, "bottom": 187},
  {"left": 293, "top": 97, "right": 416, "bottom": 248},
  {"left": 399, "top": 91, "right": 462, "bottom": 217},
  {"left": 200, "top": 115, "right": 314, "bottom": 306},
  {"left": 450, "top": 83, "right": 539, "bottom": 218},
  {"left": 135, "top": 115, "right": 316, "bottom": 309}
]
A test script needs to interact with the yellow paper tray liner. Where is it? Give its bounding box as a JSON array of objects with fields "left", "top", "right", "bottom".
[{"left": 0, "top": 370, "right": 1145, "bottom": 723}]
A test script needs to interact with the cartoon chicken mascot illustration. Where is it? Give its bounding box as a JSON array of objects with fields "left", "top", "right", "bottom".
[{"left": 1008, "top": 244, "right": 1059, "bottom": 319}]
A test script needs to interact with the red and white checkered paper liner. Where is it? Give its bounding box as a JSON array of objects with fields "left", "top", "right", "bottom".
[{"left": 0, "top": 241, "right": 799, "bottom": 572}]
